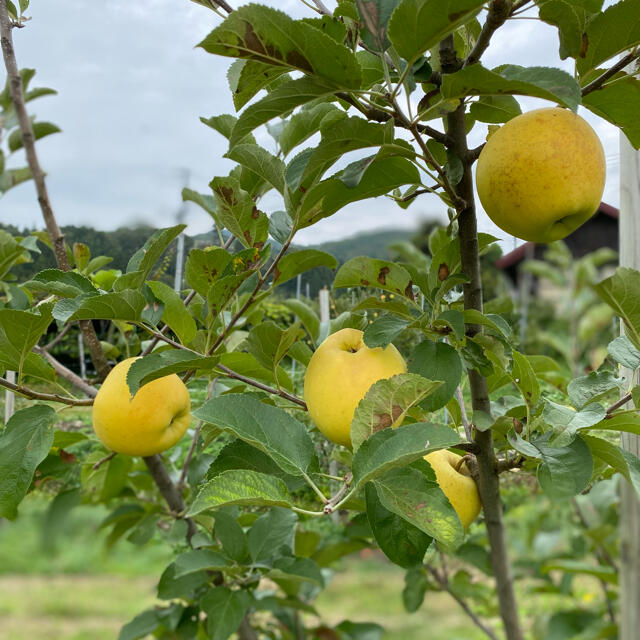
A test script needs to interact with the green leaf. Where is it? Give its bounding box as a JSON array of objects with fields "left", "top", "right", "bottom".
[
  {"left": 198, "top": 4, "right": 361, "bottom": 88},
  {"left": 336, "top": 621, "right": 385, "bottom": 640},
  {"left": 248, "top": 507, "right": 297, "bottom": 562},
  {"left": 227, "top": 59, "right": 288, "bottom": 111},
  {"left": 287, "top": 117, "right": 391, "bottom": 197},
  {"left": 53, "top": 290, "right": 147, "bottom": 324},
  {"left": 230, "top": 76, "right": 337, "bottom": 148},
  {"left": 269, "top": 210, "right": 293, "bottom": 244},
  {"left": 441, "top": 63, "right": 582, "bottom": 111},
  {"left": 118, "top": 610, "right": 159, "bottom": 640},
  {"left": 208, "top": 440, "right": 291, "bottom": 482},
  {"left": 282, "top": 298, "right": 320, "bottom": 343},
  {"left": 584, "top": 411, "right": 640, "bottom": 436},
  {"left": 0, "top": 167, "right": 32, "bottom": 194},
  {"left": 334, "top": 256, "right": 416, "bottom": 301},
  {"left": 577, "top": 0, "right": 640, "bottom": 74},
  {"left": 173, "top": 549, "right": 229, "bottom": 578},
  {"left": 462, "top": 309, "right": 511, "bottom": 340},
  {"left": 512, "top": 351, "right": 540, "bottom": 407},
  {"left": 536, "top": 434, "right": 593, "bottom": 500},
  {"left": 0, "top": 405, "right": 56, "bottom": 519},
  {"left": 200, "top": 587, "right": 251, "bottom": 640},
  {"left": 182, "top": 187, "right": 217, "bottom": 219},
  {"left": 371, "top": 466, "right": 464, "bottom": 549},
  {"left": 593, "top": 267, "right": 640, "bottom": 349},
  {"left": 582, "top": 76, "right": 640, "bottom": 149},
  {"left": 188, "top": 469, "right": 292, "bottom": 516},
  {"left": 211, "top": 176, "right": 268, "bottom": 248},
  {"left": 157, "top": 563, "right": 209, "bottom": 600},
  {"left": 126, "top": 351, "right": 219, "bottom": 396},
  {"left": 469, "top": 94, "right": 522, "bottom": 123},
  {"left": 365, "top": 483, "right": 431, "bottom": 568},
  {"left": 538, "top": 0, "right": 602, "bottom": 60},
  {"left": 8, "top": 121, "right": 61, "bottom": 152},
  {"left": 351, "top": 373, "right": 444, "bottom": 451},
  {"left": 207, "top": 273, "right": 253, "bottom": 317},
  {"left": 23, "top": 269, "right": 98, "bottom": 298},
  {"left": 274, "top": 249, "right": 338, "bottom": 285},
  {"left": 608, "top": 335, "right": 640, "bottom": 369},
  {"left": 279, "top": 103, "right": 340, "bottom": 156},
  {"left": 0, "top": 230, "right": 30, "bottom": 279},
  {"left": 146, "top": 281, "right": 197, "bottom": 345},
  {"left": 355, "top": 0, "right": 400, "bottom": 51},
  {"left": 408, "top": 341, "right": 462, "bottom": 412},
  {"left": 388, "top": 0, "right": 485, "bottom": 63},
  {"left": 0, "top": 307, "right": 54, "bottom": 380},
  {"left": 543, "top": 400, "right": 606, "bottom": 444},
  {"left": 297, "top": 156, "right": 420, "bottom": 227},
  {"left": 226, "top": 143, "right": 285, "bottom": 194},
  {"left": 213, "top": 510, "right": 249, "bottom": 563},
  {"left": 541, "top": 559, "right": 618, "bottom": 585},
  {"left": 567, "top": 370, "right": 623, "bottom": 409},
  {"left": 184, "top": 248, "right": 232, "bottom": 298},
  {"left": 243, "top": 321, "right": 304, "bottom": 377},
  {"left": 125, "top": 225, "right": 185, "bottom": 285},
  {"left": 402, "top": 566, "right": 430, "bottom": 612},
  {"left": 352, "top": 421, "right": 461, "bottom": 488},
  {"left": 363, "top": 314, "right": 409, "bottom": 349},
  {"left": 194, "top": 395, "right": 316, "bottom": 476},
  {"left": 583, "top": 433, "right": 640, "bottom": 498}
]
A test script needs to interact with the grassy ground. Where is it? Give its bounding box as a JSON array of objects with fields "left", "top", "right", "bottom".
[{"left": 0, "top": 570, "right": 490, "bottom": 640}]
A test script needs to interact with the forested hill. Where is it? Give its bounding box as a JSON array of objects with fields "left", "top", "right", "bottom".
[{"left": 2, "top": 223, "right": 413, "bottom": 294}]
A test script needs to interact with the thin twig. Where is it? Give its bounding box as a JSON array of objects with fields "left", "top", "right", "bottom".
[
  {"left": 42, "top": 322, "right": 73, "bottom": 351},
  {"left": 607, "top": 392, "right": 632, "bottom": 415},
  {"left": 141, "top": 289, "right": 196, "bottom": 357},
  {"left": 464, "top": 0, "right": 512, "bottom": 68},
  {"left": 455, "top": 386, "right": 473, "bottom": 442},
  {"left": 582, "top": 50, "right": 639, "bottom": 96},
  {"left": 217, "top": 364, "right": 307, "bottom": 409},
  {"left": 34, "top": 347, "right": 99, "bottom": 398},
  {"left": 0, "top": 5, "right": 110, "bottom": 381},
  {"left": 0, "top": 376, "right": 94, "bottom": 406},
  {"left": 93, "top": 451, "right": 117, "bottom": 470},
  {"left": 176, "top": 421, "right": 203, "bottom": 491},
  {"left": 427, "top": 566, "right": 499, "bottom": 640}
]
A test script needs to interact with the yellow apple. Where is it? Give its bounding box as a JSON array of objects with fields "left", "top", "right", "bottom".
[
  {"left": 304, "top": 328, "right": 406, "bottom": 447},
  {"left": 424, "top": 449, "right": 481, "bottom": 529},
  {"left": 92, "top": 357, "right": 191, "bottom": 456},
  {"left": 475, "top": 107, "right": 605, "bottom": 243}
]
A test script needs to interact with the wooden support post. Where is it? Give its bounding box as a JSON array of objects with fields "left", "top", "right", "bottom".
[{"left": 619, "top": 108, "right": 640, "bottom": 640}]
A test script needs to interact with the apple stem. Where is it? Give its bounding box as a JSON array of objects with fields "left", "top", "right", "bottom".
[{"left": 439, "top": 33, "right": 524, "bottom": 640}]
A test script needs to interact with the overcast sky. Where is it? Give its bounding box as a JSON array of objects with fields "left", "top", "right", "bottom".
[{"left": 0, "top": 0, "right": 622, "bottom": 248}]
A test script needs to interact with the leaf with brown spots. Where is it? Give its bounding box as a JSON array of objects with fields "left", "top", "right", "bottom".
[
  {"left": 211, "top": 176, "right": 269, "bottom": 249},
  {"left": 334, "top": 255, "right": 418, "bottom": 303},
  {"left": 370, "top": 466, "right": 463, "bottom": 550},
  {"left": 198, "top": 5, "right": 361, "bottom": 89},
  {"left": 351, "top": 373, "right": 445, "bottom": 451}
]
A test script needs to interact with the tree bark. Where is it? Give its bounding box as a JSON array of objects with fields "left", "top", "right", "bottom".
[
  {"left": 0, "top": 4, "right": 110, "bottom": 381},
  {"left": 441, "top": 35, "right": 524, "bottom": 640}
]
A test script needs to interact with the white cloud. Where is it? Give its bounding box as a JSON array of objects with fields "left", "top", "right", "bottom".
[{"left": 0, "top": 1, "right": 625, "bottom": 247}]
